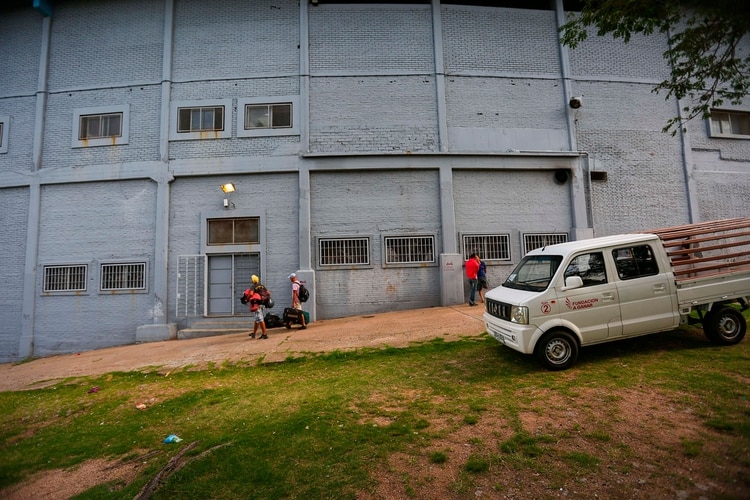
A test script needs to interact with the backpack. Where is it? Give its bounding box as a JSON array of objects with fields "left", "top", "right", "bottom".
[
  {"left": 240, "top": 289, "right": 252, "bottom": 305},
  {"left": 254, "top": 284, "right": 273, "bottom": 307},
  {"left": 297, "top": 282, "right": 309, "bottom": 303}
]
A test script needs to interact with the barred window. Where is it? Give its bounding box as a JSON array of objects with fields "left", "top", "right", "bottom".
[
  {"left": 43, "top": 265, "right": 87, "bottom": 292},
  {"left": 100, "top": 262, "right": 146, "bottom": 291},
  {"left": 208, "top": 218, "right": 260, "bottom": 245},
  {"left": 462, "top": 234, "right": 511, "bottom": 261},
  {"left": 523, "top": 233, "right": 569, "bottom": 255},
  {"left": 319, "top": 238, "right": 370, "bottom": 266},
  {"left": 178, "top": 106, "right": 224, "bottom": 132},
  {"left": 385, "top": 235, "right": 435, "bottom": 264}
]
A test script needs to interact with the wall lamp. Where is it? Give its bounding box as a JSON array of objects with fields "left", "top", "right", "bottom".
[{"left": 221, "top": 183, "right": 236, "bottom": 209}]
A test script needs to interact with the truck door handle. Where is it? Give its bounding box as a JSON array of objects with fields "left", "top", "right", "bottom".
[
  {"left": 653, "top": 284, "right": 666, "bottom": 293},
  {"left": 601, "top": 292, "right": 615, "bottom": 302}
]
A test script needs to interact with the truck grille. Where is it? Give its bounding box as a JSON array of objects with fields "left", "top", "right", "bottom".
[{"left": 486, "top": 298, "right": 512, "bottom": 321}]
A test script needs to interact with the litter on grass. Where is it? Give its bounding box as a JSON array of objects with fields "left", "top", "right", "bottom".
[{"left": 163, "top": 434, "right": 183, "bottom": 444}]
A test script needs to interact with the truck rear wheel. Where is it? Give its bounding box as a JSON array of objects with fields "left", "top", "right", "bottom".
[
  {"left": 704, "top": 306, "right": 746, "bottom": 345},
  {"left": 534, "top": 330, "right": 579, "bottom": 371}
]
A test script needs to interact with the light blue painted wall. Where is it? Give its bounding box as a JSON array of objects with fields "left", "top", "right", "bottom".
[
  {"left": 46, "top": 0, "right": 164, "bottom": 90},
  {"left": 0, "top": 0, "right": 748, "bottom": 359},
  {"left": 310, "top": 169, "right": 442, "bottom": 317},
  {"left": 32, "top": 180, "right": 157, "bottom": 356},
  {"left": 167, "top": 173, "right": 300, "bottom": 322},
  {"left": 0, "top": 9, "right": 43, "bottom": 96},
  {"left": 0, "top": 188, "right": 29, "bottom": 361}
]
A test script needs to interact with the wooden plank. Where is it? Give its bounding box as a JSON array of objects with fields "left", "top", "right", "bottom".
[
  {"left": 646, "top": 218, "right": 750, "bottom": 239},
  {"left": 665, "top": 240, "right": 750, "bottom": 258},
  {"left": 640, "top": 218, "right": 750, "bottom": 282},
  {"left": 674, "top": 263, "right": 750, "bottom": 280},
  {"left": 658, "top": 229, "right": 750, "bottom": 247}
]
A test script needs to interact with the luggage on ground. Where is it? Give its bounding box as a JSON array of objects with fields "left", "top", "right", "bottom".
[
  {"left": 264, "top": 312, "right": 283, "bottom": 328},
  {"left": 283, "top": 307, "right": 310, "bottom": 329}
]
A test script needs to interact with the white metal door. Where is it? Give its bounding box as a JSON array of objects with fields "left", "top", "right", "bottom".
[{"left": 207, "top": 254, "right": 260, "bottom": 315}]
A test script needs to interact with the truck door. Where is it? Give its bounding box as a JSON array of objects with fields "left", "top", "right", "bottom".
[
  {"left": 556, "top": 252, "right": 622, "bottom": 342},
  {"left": 612, "top": 244, "right": 679, "bottom": 336}
]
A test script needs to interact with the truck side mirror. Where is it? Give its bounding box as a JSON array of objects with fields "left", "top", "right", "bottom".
[{"left": 563, "top": 276, "right": 583, "bottom": 290}]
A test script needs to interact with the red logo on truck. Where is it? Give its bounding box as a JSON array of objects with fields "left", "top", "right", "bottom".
[{"left": 565, "top": 297, "right": 599, "bottom": 310}]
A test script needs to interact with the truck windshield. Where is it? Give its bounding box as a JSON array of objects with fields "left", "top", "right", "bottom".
[{"left": 503, "top": 255, "right": 563, "bottom": 292}]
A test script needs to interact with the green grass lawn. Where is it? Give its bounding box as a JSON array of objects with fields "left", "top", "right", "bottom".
[{"left": 1, "top": 312, "right": 749, "bottom": 499}]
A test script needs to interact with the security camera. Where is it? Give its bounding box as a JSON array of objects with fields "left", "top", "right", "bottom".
[
  {"left": 554, "top": 169, "right": 569, "bottom": 184},
  {"left": 569, "top": 96, "right": 583, "bottom": 109}
]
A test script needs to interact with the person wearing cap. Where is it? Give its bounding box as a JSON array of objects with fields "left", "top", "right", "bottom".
[
  {"left": 248, "top": 274, "right": 268, "bottom": 339},
  {"left": 288, "top": 273, "right": 307, "bottom": 329}
]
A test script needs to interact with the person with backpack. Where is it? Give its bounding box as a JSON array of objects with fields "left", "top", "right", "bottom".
[
  {"left": 250, "top": 275, "right": 274, "bottom": 308},
  {"left": 476, "top": 255, "right": 488, "bottom": 304},
  {"left": 246, "top": 288, "right": 268, "bottom": 339},
  {"left": 288, "top": 273, "right": 307, "bottom": 330},
  {"left": 244, "top": 275, "right": 270, "bottom": 339}
]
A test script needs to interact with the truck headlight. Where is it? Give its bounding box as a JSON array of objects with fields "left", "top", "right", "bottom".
[{"left": 510, "top": 305, "right": 528, "bottom": 325}]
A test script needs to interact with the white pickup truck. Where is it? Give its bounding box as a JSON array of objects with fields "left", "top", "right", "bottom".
[{"left": 483, "top": 218, "right": 750, "bottom": 370}]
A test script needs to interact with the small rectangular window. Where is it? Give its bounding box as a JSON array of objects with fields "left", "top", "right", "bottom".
[
  {"left": 709, "top": 110, "right": 750, "bottom": 138},
  {"left": 564, "top": 252, "right": 607, "bottom": 287},
  {"left": 462, "top": 234, "right": 511, "bottom": 261},
  {"left": 245, "top": 103, "right": 292, "bottom": 130},
  {"left": 237, "top": 96, "right": 299, "bottom": 138},
  {"left": 178, "top": 106, "right": 224, "bottom": 133},
  {"left": 385, "top": 236, "right": 435, "bottom": 264},
  {"left": 72, "top": 106, "right": 129, "bottom": 148},
  {"left": 523, "top": 233, "right": 569, "bottom": 255},
  {"left": 612, "top": 245, "right": 659, "bottom": 280},
  {"left": 319, "top": 238, "right": 370, "bottom": 266},
  {"left": 208, "top": 218, "right": 260, "bottom": 245},
  {"left": 43, "top": 265, "right": 87, "bottom": 292},
  {"left": 79, "top": 113, "right": 123, "bottom": 140},
  {"left": 100, "top": 263, "right": 146, "bottom": 291}
]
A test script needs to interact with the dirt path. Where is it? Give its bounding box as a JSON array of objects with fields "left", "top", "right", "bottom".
[{"left": 0, "top": 305, "right": 487, "bottom": 392}]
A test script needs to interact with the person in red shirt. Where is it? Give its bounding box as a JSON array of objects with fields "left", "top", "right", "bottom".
[{"left": 465, "top": 253, "right": 480, "bottom": 306}]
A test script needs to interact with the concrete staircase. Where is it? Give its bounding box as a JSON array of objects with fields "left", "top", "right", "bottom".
[{"left": 177, "top": 319, "right": 252, "bottom": 340}]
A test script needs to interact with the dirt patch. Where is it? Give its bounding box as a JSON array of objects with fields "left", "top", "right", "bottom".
[
  {"left": 0, "top": 306, "right": 487, "bottom": 392},
  {"left": 359, "top": 387, "right": 748, "bottom": 499},
  {"left": 1, "top": 453, "right": 155, "bottom": 500}
]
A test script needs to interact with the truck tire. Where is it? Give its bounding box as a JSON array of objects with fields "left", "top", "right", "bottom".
[
  {"left": 534, "top": 330, "right": 579, "bottom": 371},
  {"left": 704, "top": 306, "right": 746, "bottom": 345}
]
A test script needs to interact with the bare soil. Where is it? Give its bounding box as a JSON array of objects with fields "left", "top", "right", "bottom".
[
  {"left": 0, "top": 305, "right": 486, "bottom": 392},
  {"left": 1, "top": 305, "right": 748, "bottom": 499}
]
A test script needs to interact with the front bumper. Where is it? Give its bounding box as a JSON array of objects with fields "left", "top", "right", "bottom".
[{"left": 483, "top": 312, "right": 539, "bottom": 354}]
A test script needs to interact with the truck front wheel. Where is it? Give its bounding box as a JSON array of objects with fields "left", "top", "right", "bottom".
[
  {"left": 704, "top": 306, "right": 747, "bottom": 345},
  {"left": 534, "top": 330, "right": 579, "bottom": 371}
]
